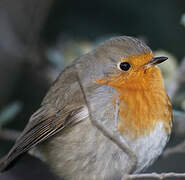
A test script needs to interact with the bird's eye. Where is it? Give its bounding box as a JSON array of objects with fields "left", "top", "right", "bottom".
[{"left": 119, "top": 62, "right": 131, "bottom": 71}]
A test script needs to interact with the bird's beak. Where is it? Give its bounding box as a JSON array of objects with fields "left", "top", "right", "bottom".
[{"left": 143, "top": 56, "right": 168, "bottom": 67}]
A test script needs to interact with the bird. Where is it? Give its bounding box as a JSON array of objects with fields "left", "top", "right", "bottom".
[{"left": 0, "top": 36, "right": 172, "bottom": 180}]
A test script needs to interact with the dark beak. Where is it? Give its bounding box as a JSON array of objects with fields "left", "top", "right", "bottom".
[{"left": 143, "top": 56, "right": 168, "bottom": 67}]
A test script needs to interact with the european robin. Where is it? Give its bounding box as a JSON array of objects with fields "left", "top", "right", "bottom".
[{"left": 0, "top": 36, "right": 172, "bottom": 180}]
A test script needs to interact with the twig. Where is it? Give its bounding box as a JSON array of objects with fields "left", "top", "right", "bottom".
[
  {"left": 0, "top": 128, "right": 21, "bottom": 141},
  {"left": 127, "top": 172, "right": 185, "bottom": 179},
  {"left": 167, "top": 56, "right": 185, "bottom": 100}
]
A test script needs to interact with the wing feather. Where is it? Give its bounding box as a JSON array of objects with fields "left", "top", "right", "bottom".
[
  {"left": 0, "top": 65, "right": 90, "bottom": 172},
  {"left": 0, "top": 105, "right": 88, "bottom": 172}
]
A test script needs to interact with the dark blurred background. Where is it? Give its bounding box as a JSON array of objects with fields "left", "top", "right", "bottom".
[{"left": 0, "top": 0, "right": 185, "bottom": 179}]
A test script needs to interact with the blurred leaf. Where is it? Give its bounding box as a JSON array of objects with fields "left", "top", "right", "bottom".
[
  {"left": 46, "top": 48, "right": 65, "bottom": 69},
  {"left": 181, "top": 14, "right": 185, "bottom": 27},
  {"left": 0, "top": 101, "right": 22, "bottom": 127}
]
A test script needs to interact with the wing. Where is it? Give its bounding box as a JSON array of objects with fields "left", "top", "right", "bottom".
[{"left": 0, "top": 66, "right": 89, "bottom": 172}]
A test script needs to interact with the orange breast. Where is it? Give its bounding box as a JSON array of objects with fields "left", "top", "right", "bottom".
[
  {"left": 96, "top": 66, "right": 172, "bottom": 139},
  {"left": 117, "top": 87, "right": 172, "bottom": 139}
]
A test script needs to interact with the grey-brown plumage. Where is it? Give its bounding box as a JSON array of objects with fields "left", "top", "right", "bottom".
[
  {"left": 0, "top": 66, "right": 87, "bottom": 171},
  {"left": 0, "top": 36, "right": 171, "bottom": 180}
]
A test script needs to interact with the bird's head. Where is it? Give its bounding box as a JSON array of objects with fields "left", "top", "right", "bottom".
[{"left": 94, "top": 36, "right": 168, "bottom": 91}]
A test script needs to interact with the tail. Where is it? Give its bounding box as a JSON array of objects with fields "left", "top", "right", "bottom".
[
  {"left": 0, "top": 156, "right": 9, "bottom": 172},
  {"left": 0, "top": 153, "right": 24, "bottom": 172}
]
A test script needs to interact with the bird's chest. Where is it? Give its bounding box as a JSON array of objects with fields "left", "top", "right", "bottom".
[
  {"left": 88, "top": 120, "right": 169, "bottom": 175},
  {"left": 127, "top": 121, "right": 169, "bottom": 172},
  {"left": 89, "top": 121, "right": 169, "bottom": 175},
  {"left": 86, "top": 85, "right": 170, "bottom": 172}
]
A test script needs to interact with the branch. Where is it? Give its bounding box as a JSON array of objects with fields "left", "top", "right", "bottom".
[
  {"left": 127, "top": 172, "right": 185, "bottom": 179},
  {"left": 0, "top": 128, "right": 21, "bottom": 141}
]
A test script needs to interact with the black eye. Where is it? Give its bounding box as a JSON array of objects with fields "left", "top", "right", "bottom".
[{"left": 119, "top": 62, "right": 131, "bottom": 71}]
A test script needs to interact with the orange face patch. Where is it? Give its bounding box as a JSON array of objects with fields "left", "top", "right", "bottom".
[{"left": 95, "top": 52, "right": 172, "bottom": 139}]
